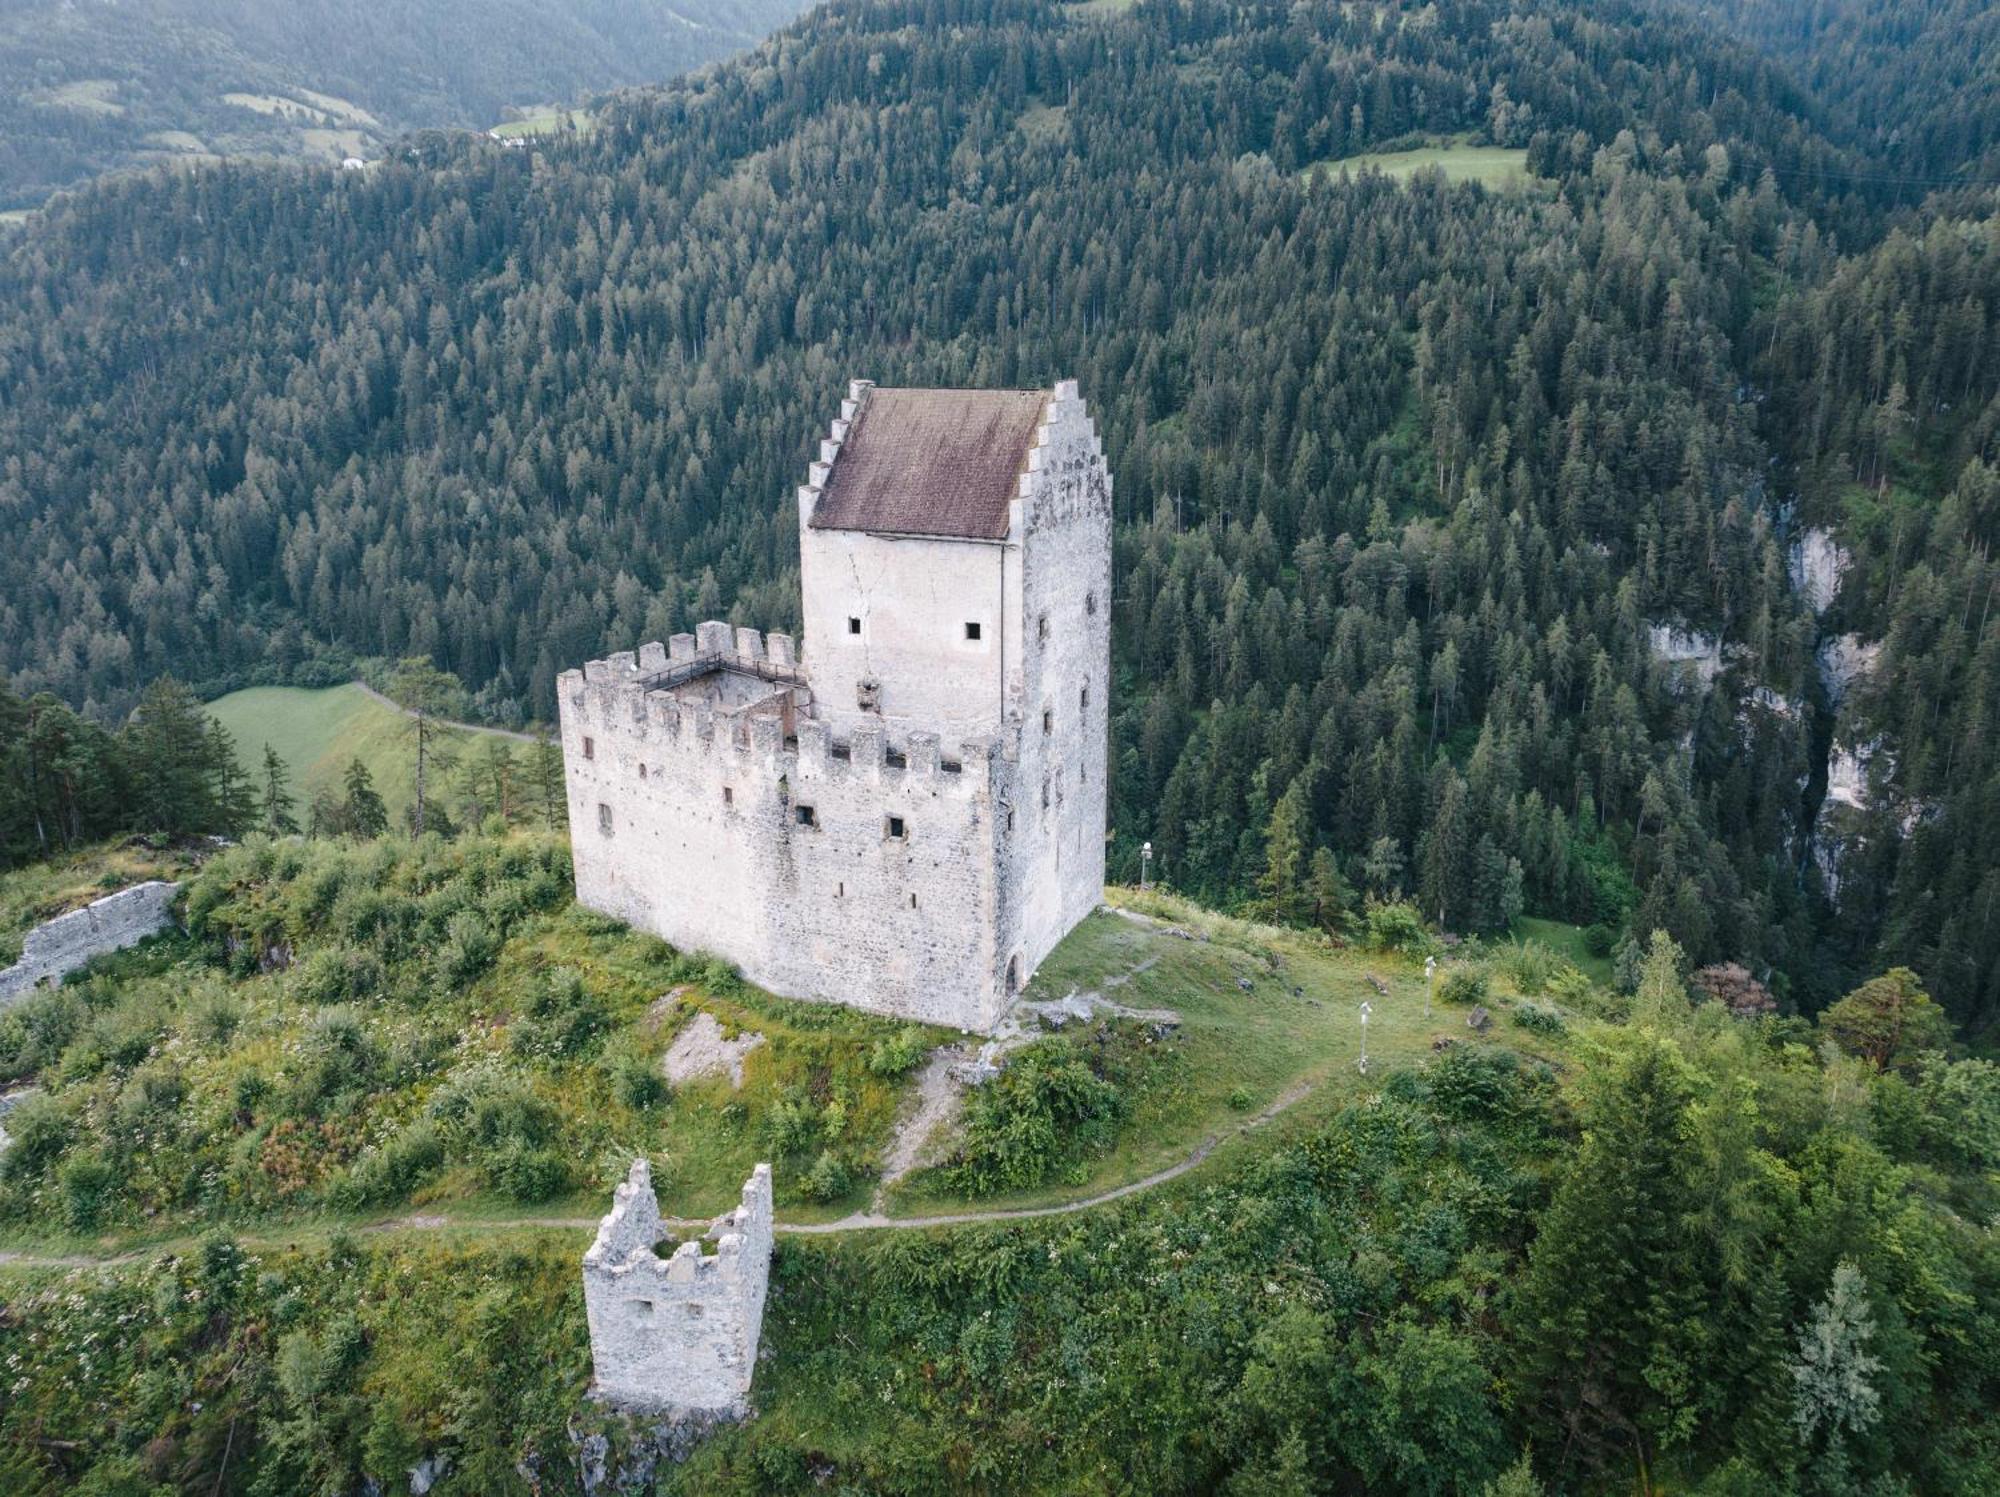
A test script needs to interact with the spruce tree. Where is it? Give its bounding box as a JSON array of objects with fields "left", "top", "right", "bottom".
[
  {"left": 341, "top": 758, "right": 389, "bottom": 840},
  {"left": 206, "top": 720, "right": 258, "bottom": 837},
  {"left": 528, "top": 731, "right": 565, "bottom": 830},
  {"left": 124, "top": 678, "right": 217, "bottom": 839},
  {"left": 260, "top": 744, "right": 299, "bottom": 836}
]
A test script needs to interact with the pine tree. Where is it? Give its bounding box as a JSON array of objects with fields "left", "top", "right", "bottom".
[
  {"left": 206, "top": 719, "right": 258, "bottom": 836},
  {"left": 260, "top": 744, "right": 299, "bottom": 836},
  {"left": 1307, "top": 847, "right": 1350, "bottom": 935},
  {"left": 1632, "top": 929, "right": 1691, "bottom": 1027},
  {"left": 529, "top": 731, "right": 566, "bottom": 830},
  {"left": 341, "top": 758, "right": 389, "bottom": 840},
  {"left": 1791, "top": 1261, "right": 1883, "bottom": 1483},
  {"left": 125, "top": 678, "right": 217, "bottom": 838},
  {"left": 1256, "top": 777, "right": 1310, "bottom": 925},
  {"left": 386, "top": 658, "right": 466, "bottom": 838}
]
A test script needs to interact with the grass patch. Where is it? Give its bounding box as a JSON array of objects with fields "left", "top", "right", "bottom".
[
  {"left": 1306, "top": 134, "right": 1532, "bottom": 189},
  {"left": 204, "top": 682, "right": 524, "bottom": 827},
  {"left": 1513, "top": 916, "right": 1615, "bottom": 986},
  {"left": 489, "top": 109, "right": 594, "bottom": 139},
  {"left": 886, "top": 889, "right": 1572, "bottom": 1215}
]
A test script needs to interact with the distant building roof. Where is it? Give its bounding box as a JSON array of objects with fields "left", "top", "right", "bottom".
[{"left": 809, "top": 386, "right": 1049, "bottom": 541}]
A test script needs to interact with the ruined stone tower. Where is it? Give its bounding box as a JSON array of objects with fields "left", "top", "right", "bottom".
[
  {"left": 558, "top": 380, "right": 1112, "bottom": 1033},
  {"left": 583, "top": 1161, "right": 773, "bottom": 1414}
]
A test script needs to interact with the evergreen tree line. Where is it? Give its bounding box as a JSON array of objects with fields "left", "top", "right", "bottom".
[
  {"left": 0, "top": 658, "right": 569, "bottom": 868},
  {"left": 0, "top": 676, "right": 257, "bottom": 862},
  {"left": 0, "top": 0, "right": 1995, "bottom": 1026}
]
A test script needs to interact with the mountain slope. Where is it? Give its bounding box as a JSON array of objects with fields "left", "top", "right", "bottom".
[
  {"left": 0, "top": 0, "right": 1995, "bottom": 1026},
  {"left": 0, "top": 0, "right": 811, "bottom": 209}
]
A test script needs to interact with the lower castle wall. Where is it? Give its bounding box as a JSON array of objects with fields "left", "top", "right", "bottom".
[
  {"left": 561, "top": 657, "right": 1011, "bottom": 1032},
  {"left": 0, "top": 881, "right": 181, "bottom": 1005},
  {"left": 584, "top": 1161, "right": 773, "bottom": 1414}
]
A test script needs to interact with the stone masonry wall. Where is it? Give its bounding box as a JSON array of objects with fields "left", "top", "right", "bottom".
[
  {"left": 1006, "top": 382, "right": 1112, "bottom": 985},
  {"left": 0, "top": 881, "right": 181, "bottom": 1005},
  {"left": 560, "top": 631, "right": 1016, "bottom": 1032},
  {"left": 583, "top": 1160, "right": 773, "bottom": 1414}
]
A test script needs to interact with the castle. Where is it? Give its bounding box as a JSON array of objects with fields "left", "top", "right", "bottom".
[{"left": 558, "top": 380, "right": 1111, "bottom": 1033}]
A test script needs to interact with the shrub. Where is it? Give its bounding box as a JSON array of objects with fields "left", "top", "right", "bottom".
[
  {"left": 0, "top": 986, "right": 88, "bottom": 1080},
  {"left": 1364, "top": 899, "right": 1430, "bottom": 954},
  {"left": 1440, "top": 965, "right": 1489, "bottom": 1006},
  {"left": 487, "top": 1143, "right": 570, "bottom": 1202},
  {"left": 433, "top": 911, "right": 502, "bottom": 990},
  {"left": 606, "top": 1047, "right": 668, "bottom": 1110},
  {"left": 1497, "top": 941, "right": 1563, "bottom": 996},
  {"left": 868, "top": 1025, "right": 930, "bottom": 1079},
  {"left": 293, "top": 946, "right": 387, "bottom": 1006},
  {"left": 943, "top": 1041, "right": 1124, "bottom": 1197},
  {"left": 1228, "top": 1086, "right": 1254, "bottom": 1110},
  {"left": 331, "top": 1120, "right": 447, "bottom": 1208},
  {"left": 798, "top": 1149, "right": 853, "bottom": 1202},
  {"left": 509, "top": 967, "right": 609, "bottom": 1060},
  {"left": 59, "top": 1150, "right": 120, "bottom": 1231},
  {"left": 1511, "top": 1001, "right": 1567, "bottom": 1037},
  {"left": 0, "top": 1093, "right": 73, "bottom": 1181},
  {"left": 284, "top": 1006, "right": 381, "bottom": 1114}
]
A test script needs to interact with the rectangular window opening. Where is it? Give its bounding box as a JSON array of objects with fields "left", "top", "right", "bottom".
[
  {"left": 836, "top": 881, "right": 844, "bottom": 898},
  {"left": 885, "top": 748, "right": 907, "bottom": 769},
  {"left": 796, "top": 804, "right": 817, "bottom": 828},
  {"left": 964, "top": 621, "right": 982, "bottom": 641},
  {"left": 1006, "top": 807, "right": 1016, "bottom": 833},
  {"left": 886, "top": 815, "right": 906, "bottom": 840},
  {"left": 638, "top": 763, "right": 648, "bottom": 780},
  {"left": 909, "top": 892, "right": 918, "bottom": 909},
  {"left": 1042, "top": 709, "right": 1053, "bottom": 736},
  {"left": 1037, "top": 614, "right": 1050, "bottom": 641},
  {"left": 1081, "top": 683, "right": 1090, "bottom": 709},
  {"left": 582, "top": 736, "right": 595, "bottom": 760},
  {"left": 597, "top": 803, "right": 613, "bottom": 835},
  {"left": 847, "top": 616, "right": 861, "bottom": 635},
  {"left": 723, "top": 786, "right": 734, "bottom": 805},
  {"left": 940, "top": 758, "right": 962, "bottom": 775}
]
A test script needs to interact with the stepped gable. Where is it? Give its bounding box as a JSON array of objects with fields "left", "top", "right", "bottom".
[{"left": 807, "top": 385, "right": 1050, "bottom": 540}]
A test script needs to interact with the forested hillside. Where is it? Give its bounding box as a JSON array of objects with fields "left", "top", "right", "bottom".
[
  {"left": 1, "top": 0, "right": 1996, "bottom": 1030},
  {"left": 0, "top": 0, "right": 809, "bottom": 209},
  {"left": 1677, "top": 0, "right": 2000, "bottom": 184}
]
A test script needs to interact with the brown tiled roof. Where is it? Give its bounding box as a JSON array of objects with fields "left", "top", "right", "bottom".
[{"left": 809, "top": 386, "right": 1049, "bottom": 541}]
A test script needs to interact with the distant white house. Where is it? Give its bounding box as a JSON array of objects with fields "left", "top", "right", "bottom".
[{"left": 340, "top": 157, "right": 367, "bottom": 171}]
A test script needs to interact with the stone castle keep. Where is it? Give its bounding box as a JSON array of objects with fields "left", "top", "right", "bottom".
[{"left": 559, "top": 380, "right": 1112, "bottom": 1032}]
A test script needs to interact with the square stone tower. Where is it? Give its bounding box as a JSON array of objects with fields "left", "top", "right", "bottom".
[{"left": 559, "top": 380, "right": 1111, "bottom": 1032}]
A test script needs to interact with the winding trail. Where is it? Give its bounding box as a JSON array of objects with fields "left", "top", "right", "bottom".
[
  {"left": 0, "top": 1076, "right": 1318, "bottom": 1272},
  {"left": 351, "top": 680, "right": 540, "bottom": 745}
]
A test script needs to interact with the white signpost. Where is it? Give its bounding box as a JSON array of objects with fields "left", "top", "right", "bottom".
[
  {"left": 1358, "top": 999, "right": 1372, "bottom": 1075},
  {"left": 1425, "top": 955, "right": 1436, "bottom": 1019}
]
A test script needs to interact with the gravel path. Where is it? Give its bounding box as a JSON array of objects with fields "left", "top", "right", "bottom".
[
  {"left": 0, "top": 1076, "right": 1319, "bottom": 1270},
  {"left": 351, "top": 680, "right": 540, "bottom": 744}
]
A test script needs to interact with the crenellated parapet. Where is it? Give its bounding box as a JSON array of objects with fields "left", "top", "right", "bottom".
[
  {"left": 561, "top": 623, "right": 1013, "bottom": 800},
  {"left": 583, "top": 1160, "right": 774, "bottom": 1414}
]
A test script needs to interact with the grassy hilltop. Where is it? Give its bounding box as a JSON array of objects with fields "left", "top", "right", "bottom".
[{"left": 1, "top": 832, "right": 1993, "bottom": 1493}]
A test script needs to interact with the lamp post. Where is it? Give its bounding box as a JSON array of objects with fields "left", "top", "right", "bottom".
[
  {"left": 1358, "top": 999, "right": 1372, "bottom": 1075},
  {"left": 1140, "top": 841, "right": 1153, "bottom": 891},
  {"left": 1425, "top": 955, "right": 1436, "bottom": 1020}
]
